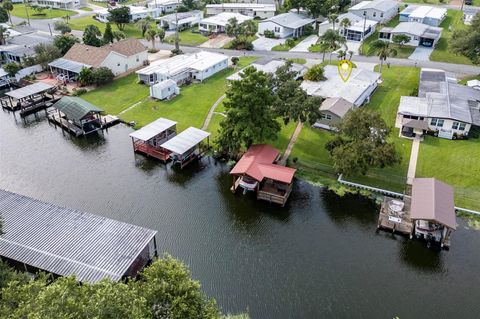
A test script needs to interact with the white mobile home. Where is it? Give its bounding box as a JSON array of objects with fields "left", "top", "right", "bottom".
[
  {"left": 147, "top": 0, "right": 182, "bottom": 14},
  {"left": 136, "top": 51, "right": 229, "bottom": 86},
  {"left": 157, "top": 11, "right": 203, "bottom": 30},
  {"left": 150, "top": 79, "right": 180, "bottom": 100},
  {"left": 348, "top": 0, "right": 398, "bottom": 24},
  {"left": 318, "top": 12, "right": 378, "bottom": 42},
  {"left": 199, "top": 12, "right": 253, "bottom": 33},
  {"left": 206, "top": 3, "right": 276, "bottom": 19},
  {"left": 399, "top": 5, "right": 447, "bottom": 27},
  {"left": 379, "top": 22, "right": 442, "bottom": 47},
  {"left": 258, "top": 12, "right": 315, "bottom": 38},
  {"left": 96, "top": 6, "right": 162, "bottom": 23},
  {"left": 32, "top": 0, "right": 86, "bottom": 9}
]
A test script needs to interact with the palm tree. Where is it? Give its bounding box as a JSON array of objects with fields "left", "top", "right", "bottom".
[
  {"left": 328, "top": 13, "right": 339, "bottom": 32},
  {"left": 347, "top": 50, "right": 354, "bottom": 60},
  {"left": 136, "top": 16, "right": 154, "bottom": 38},
  {"left": 320, "top": 29, "right": 347, "bottom": 63},
  {"left": 369, "top": 40, "right": 397, "bottom": 72},
  {"left": 3, "top": 1, "right": 13, "bottom": 26},
  {"left": 145, "top": 29, "right": 157, "bottom": 51},
  {"left": 339, "top": 18, "right": 351, "bottom": 36},
  {"left": 0, "top": 25, "right": 10, "bottom": 45}
]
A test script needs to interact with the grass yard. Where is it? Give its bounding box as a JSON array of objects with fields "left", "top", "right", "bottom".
[
  {"left": 165, "top": 30, "right": 208, "bottom": 46},
  {"left": 11, "top": 4, "right": 76, "bottom": 19},
  {"left": 287, "top": 58, "right": 307, "bottom": 64},
  {"left": 416, "top": 136, "right": 480, "bottom": 211},
  {"left": 290, "top": 66, "right": 419, "bottom": 192},
  {"left": 458, "top": 74, "right": 480, "bottom": 85},
  {"left": 79, "top": 7, "right": 93, "bottom": 12},
  {"left": 69, "top": 15, "right": 146, "bottom": 38},
  {"left": 430, "top": 10, "right": 473, "bottom": 65},
  {"left": 272, "top": 36, "right": 306, "bottom": 51}
]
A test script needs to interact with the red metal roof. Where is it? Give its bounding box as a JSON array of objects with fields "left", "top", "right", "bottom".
[{"left": 230, "top": 144, "right": 296, "bottom": 184}]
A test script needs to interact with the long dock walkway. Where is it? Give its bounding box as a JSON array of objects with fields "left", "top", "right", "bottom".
[{"left": 406, "top": 136, "right": 421, "bottom": 185}]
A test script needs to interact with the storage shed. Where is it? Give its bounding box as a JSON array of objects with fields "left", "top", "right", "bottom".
[{"left": 150, "top": 79, "right": 180, "bottom": 100}]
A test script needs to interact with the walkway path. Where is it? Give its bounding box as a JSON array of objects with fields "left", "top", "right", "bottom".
[
  {"left": 279, "top": 122, "right": 303, "bottom": 165},
  {"left": 406, "top": 136, "right": 421, "bottom": 185},
  {"left": 202, "top": 94, "right": 226, "bottom": 130},
  {"left": 290, "top": 35, "right": 318, "bottom": 52},
  {"left": 408, "top": 47, "right": 434, "bottom": 61}
]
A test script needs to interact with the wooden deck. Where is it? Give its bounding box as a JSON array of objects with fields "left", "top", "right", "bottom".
[
  {"left": 257, "top": 183, "right": 292, "bottom": 207},
  {"left": 48, "top": 111, "right": 85, "bottom": 136},
  {"left": 133, "top": 141, "right": 170, "bottom": 162},
  {"left": 377, "top": 196, "right": 414, "bottom": 236}
]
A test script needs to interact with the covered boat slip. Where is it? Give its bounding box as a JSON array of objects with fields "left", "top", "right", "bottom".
[
  {"left": 0, "top": 189, "right": 158, "bottom": 283},
  {"left": 1, "top": 82, "right": 57, "bottom": 116},
  {"left": 230, "top": 144, "right": 297, "bottom": 206},
  {"left": 160, "top": 127, "right": 211, "bottom": 169},
  {"left": 130, "top": 117, "right": 178, "bottom": 162}
]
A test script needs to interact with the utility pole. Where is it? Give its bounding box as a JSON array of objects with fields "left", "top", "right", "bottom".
[
  {"left": 174, "top": 0, "right": 180, "bottom": 53},
  {"left": 460, "top": 0, "right": 465, "bottom": 12},
  {"left": 48, "top": 23, "right": 52, "bottom": 36},
  {"left": 362, "top": 13, "right": 366, "bottom": 41},
  {"left": 23, "top": 0, "right": 30, "bottom": 26}
]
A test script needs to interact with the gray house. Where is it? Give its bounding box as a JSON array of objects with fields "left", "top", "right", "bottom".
[
  {"left": 399, "top": 5, "right": 447, "bottom": 27},
  {"left": 379, "top": 22, "right": 442, "bottom": 47},
  {"left": 314, "top": 97, "right": 354, "bottom": 130}
]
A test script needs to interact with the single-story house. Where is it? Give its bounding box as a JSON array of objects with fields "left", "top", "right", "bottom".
[
  {"left": 233, "top": 0, "right": 276, "bottom": 3},
  {"left": 467, "top": 79, "right": 480, "bottom": 90},
  {"left": 258, "top": 12, "right": 315, "bottom": 38},
  {"left": 301, "top": 65, "right": 381, "bottom": 107},
  {"left": 199, "top": 12, "right": 253, "bottom": 33},
  {"left": 226, "top": 59, "right": 306, "bottom": 81},
  {"left": 147, "top": 0, "right": 182, "bottom": 14},
  {"left": 96, "top": 6, "right": 162, "bottom": 23},
  {"left": 206, "top": 3, "right": 276, "bottom": 19},
  {"left": 348, "top": 0, "right": 398, "bottom": 24},
  {"left": 31, "top": 0, "right": 86, "bottom": 9},
  {"left": 150, "top": 79, "right": 180, "bottom": 100},
  {"left": 379, "top": 22, "right": 442, "bottom": 47},
  {"left": 156, "top": 10, "right": 203, "bottom": 30},
  {"left": 136, "top": 51, "right": 228, "bottom": 86},
  {"left": 0, "top": 31, "right": 53, "bottom": 64},
  {"left": 49, "top": 38, "right": 148, "bottom": 80},
  {"left": 395, "top": 69, "right": 480, "bottom": 139},
  {"left": 318, "top": 12, "right": 378, "bottom": 42},
  {"left": 314, "top": 97, "right": 354, "bottom": 130},
  {"left": 399, "top": 5, "right": 447, "bottom": 27},
  {"left": 0, "top": 68, "right": 10, "bottom": 88}
]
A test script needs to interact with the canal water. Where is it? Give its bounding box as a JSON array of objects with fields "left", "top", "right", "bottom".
[{"left": 1, "top": 110, "right": 479, "bottom": 318}]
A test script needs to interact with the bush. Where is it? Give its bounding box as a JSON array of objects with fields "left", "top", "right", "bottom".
[
  {"left": 229, "top": 38, "right": 253, "bottom": 50},
  {"left": 263, "top": 29, "right": 276, "bottom": 39},
  {"left": 304, "top": 64, "right": 326, "bottom": 82},
  {"left": 303, "top": 25, "right": 314, "bottom": 36},
  {"left": 72, "top": 88, "right": 87, "bottom": 96},
  {"left": 3, "top": 62, "right": 21, "bottom": 77},
  {"left": 231, "top": 56, "right": 239, "bottom": 65},
  {"left": 92, "top": 67, "right": 114, "bottom": 85},
  {"left": 285, "top": 38, "right": 296, "bottom": 48}
]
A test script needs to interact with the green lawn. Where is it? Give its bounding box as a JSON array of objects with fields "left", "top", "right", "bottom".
[
  {"left": 69, "top": 15, "right": 146, "bottom": 38},
  {"left": 272, "top": 36, "right": 305, "bottom": 51},
  {"left": 290, "top": 66, "right": 419, "bottom": 192},
  {"left": 430, "top": 9, "right": 473, "bottom": 65},
  {"left": 287, "top": 58, "right": 307, "bottom": 64},
  {"left": 11, "top": 4, "right": 76, "bottom": 19},
  {"left": 79, "top": 7, "right": 93, "bottom": 12},
  {"left": 416, "top": 136, "right": 480, "bottom": 211},
  {"left": 165, "top": 30, "right": 208, "bottom": 46},
  {"left": 458, "top": 74, "right": 480, "bottom": 85}
]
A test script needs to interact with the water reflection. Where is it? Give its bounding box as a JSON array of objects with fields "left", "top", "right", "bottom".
[{"left": 400, "top": 239, "right": 445, "bottom": 273}]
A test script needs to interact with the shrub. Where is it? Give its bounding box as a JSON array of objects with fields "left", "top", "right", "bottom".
[
  {"left": 285, "top": 38, "right": 296, "bottom": 48},
  {"left": 304, "top": 64, "right": 326, "bottom": 82},
  {"left": 3, "top": 62, "right": 21, "bottom": 77},
  {"left": 263, "top": 29, "right": 276, "bottom": 38},
  {"left": 92, "top": 67, "right": 114, "bottom": 85},
  {"left": 229, "top": 38, "right": 253, "bottom": 50},
  {"left": 72, "top": 88, "right": 87, "bottom": 96},
  {"left": 303, "top": 25, "right": 314, "bottom": 36},
  {"left": 231, "top": 56, "right": 239, "bottom": 65}
]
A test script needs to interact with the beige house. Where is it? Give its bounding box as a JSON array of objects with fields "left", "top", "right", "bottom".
[{"left": 314, "top": 97, "right": 353, "bottom": 130}]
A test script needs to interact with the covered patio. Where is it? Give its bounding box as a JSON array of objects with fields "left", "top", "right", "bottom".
[
  {"left": 160, "top": 127, "right": 210, "bottom": 169},
  {"left": 48, "top": 58, "right": 91, "bottom": 83},
  {"left": 400, "top": 118, "right": 429, "bottom": 139},
  {"left": 129, "top": 117, "right": 177, "bottom": 162}
]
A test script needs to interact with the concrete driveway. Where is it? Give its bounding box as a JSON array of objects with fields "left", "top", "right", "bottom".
[
  {"left": 290, "top": 35, "right": 318, "bottom": 52},
  {"left": 409, "top": 46, "right": 434, "bottom": 61},
  {"left": 199, "top": 35, "right": 233, "bottom": 49},
  {"left": 345, "top": 41, "right": 361, "bottom": 55},
  {"left": 253, "top": 37, "right": 285, "bottom": 51}
]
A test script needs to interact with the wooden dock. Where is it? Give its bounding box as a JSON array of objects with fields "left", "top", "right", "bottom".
[
  {"left": 48, "top": 110, "right": 120, "bottom": 137},
  {"left": 377, "top": 196, "right": 414, "bottom": 236}
]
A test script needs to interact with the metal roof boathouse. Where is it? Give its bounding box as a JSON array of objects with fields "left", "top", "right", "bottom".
[{"left": 0, "top": 189, "right": 158, "bottom": 283}]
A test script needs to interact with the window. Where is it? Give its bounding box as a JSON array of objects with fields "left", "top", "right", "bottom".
[
  {"left": 430, "top": 118, "right": 444, "bottom": 127},
  {"left": 380, "top": 13, "right": 384, "bottom": 18},
  {"left": 321, "top": 113, "right": 332, "bottom": 120},
  {"left": 373, "top": 12, "right": 376, "bottom": 17},
  {"left": 136, "top": 55, "right": 139, "bottom": 62},
  {"left": 452, "top": 121, "right": 459, "bottom": 130},
  {"left": 453, "top": 122, "right": 466, "bottom": 131},
  {"left": 117, "top": 62, "right": 121, "bottom": 66},
  {"left": 149, "top": 74, "right": 154, "bottom": 83},
  {"left": 413, "top": 36, "right": 419, "bottom": 40}
]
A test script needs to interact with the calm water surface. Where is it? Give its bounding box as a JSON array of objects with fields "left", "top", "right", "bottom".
[{"left": 0, "top": 110, "right": 479, "bottom": 318}]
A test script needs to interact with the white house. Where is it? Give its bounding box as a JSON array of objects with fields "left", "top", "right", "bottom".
[
  {"left": 301, "top": 65, "right": 381, "bottom": 107},
  {"left": 32, "top": 0, "right": 86, "bottom": 9},
  {"left": 230, "top": 0, "right": 276, "bottom": 3},
  {"left": 199, "top": 12, "right": 253, "bottom": 34},
  {"left": 379, "top": 22, "right": 442, "bottom": 47},
  {"left": 396, "top": 69, "right": 480, "bottom": 139},
  {"left": 157, "top": 10, "right": 203, "bottom": 31},
  {"left": 150, "top": 79, "right": 180, "bottom": 100},
  {"left": 227, "top": 59, "right": 306, "bottom": 81},
  {"left": 399, "top": 5, "right": 447, "bottom": 27},
  {"left": 348, "top": 0, "right": 398, "bottom": 24},
  {"left": 48, "top": 38, "right": 148, "bottom": 80},
  {"left": 0, "top": 31, "right": 53, "bottom": 64},
  {"left": 147, "top": 0, "right": 182, "bottom": 14},
  {"left": 467, "top": 79, "right": 480, "bottom": 90},
  {"left": 136, "top": 51, "right": 229, "bottom": 86},
  {"left": 206, "top": 3, "right": 276, "bottom": 19},
  {"left": 258, "top": 12, "right": 316, "bottom": 38},
  {"left": 318, "top": 12, "right": 378, "bottom": 42},
  {"left": 96, "top": 6, "right": 162, "bottom": 23}
]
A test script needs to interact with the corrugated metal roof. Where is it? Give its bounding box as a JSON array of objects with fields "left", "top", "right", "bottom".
[
  {"left": 0, "top": 189, "right": 157, "bottom": 283},
  {"left": 200, "top": 12, "right": 253, "bottom": 27},
  {"left": 48, "top": 58, "right": 91, "bottom": 74},
  {"left": 53, "top": 96, "right": 103, "bottom": 122},
  {"left": 262, "top": 12, "right": 315, "bottom": 29},
  {"left": 5, "top": 82, "right": 54, "bottom": 100},
  {"left": 129, "top": 117, "right": 177, "bottom": 141},
  {"left": 161, "top": 127, "right": 210, "bottom": 155}
]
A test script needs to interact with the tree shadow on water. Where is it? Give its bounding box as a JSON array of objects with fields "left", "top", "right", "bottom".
[{"left": 399, "top": 239, "right": 445, "bottom": 274}]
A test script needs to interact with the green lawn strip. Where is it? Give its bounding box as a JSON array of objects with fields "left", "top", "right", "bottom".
[
  {"left": 287, "top": 58, "right": 307, "bottom": 64},
  {"left": 458, "top": 75, "right": 480, "bottom": 85},
  {"left": 272, "top": 36, "right": 307, "bottom": 51},
  {"left": 69, "top": 15, "right": 147, "bottom": 38},
  {"left": 165, "top": 30, "right": 208, "bottom": 46},
  {"left": 79, "top": 7, "right": 93, "bottom": 12},
  {"left": 82, "top": 73, "right": 149, "bottom": 115},
  {"left": 416, "top": 136, "right": 480, "bottom": 211},
  {"left": 430, "top": 9, "right": 473, "bottom": 65},
  {"left": 11, "top": 4, "right": 76, "bottom": 19}
]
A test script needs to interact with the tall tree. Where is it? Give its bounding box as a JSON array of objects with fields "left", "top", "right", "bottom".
[
  {"left": 225, "top": 17, "right": 240, "bottom": 38},
  {"left": 2, "top": 0, "right": 13, "bottom": 25},
  {"left": 287, "top": 0, "right": 304, "bottom": 13},
  {"left": 339, "top": 17, "right": 351, "bottom": 33},
  {"left": 157, "top": 27, "right": 166, "bottom": 43},
  {"left": 34, "top": 43, "right": 62, "bottom": 68},
  {"left": 326, "top": 108, "right": 400, "bottom": 176},
  {"left": 241, "top": 20, "right": 257, "bottom": 38},
  {"left": 182, "top": 0, "right": 197, "bottom": 10},
  {"left": 450, "top": 13, "right": 480, "bottom": 64},
  {"left": 108, "top": 6, "right": 130, "bottom": 31},
  {"left": 135, "top": 16, "right": 154, "bottom": 37},
  {"left": 369, "top": 39, "right": 397, "bottom": 72},
  {"left": 103, "top": 22, "right": 114, "bottom": 44},
  {"left": 53, "top": 34, "right": 79, "bottom": 54},
  {"left": 216, "top": 67, "right": 280, "bottom": 156},
  {"left": 0, "top": 25, "right": 9, "bottom": 45},
  {"left": 320, "top": 29, "right": 346, "bottom": 63},
  {"left": 113, "top": 30, "right": 126, "bottom": 42},
  {"left": 328, "top": 13, "right": 339, "bottom": 32},
  {"left": 145, "top": 28, "right": 157, "bottom": 51},
  {"left": 83, "top": 25, "right": 103, "bottom": 47},
  {"left": 53, "top": 21, "right": 71, "bottom": 34},
  {"left": 303, "top": 0, "right": 336, "bottom": 18},
  {"left": 0, "top": 7, "right": 9, "bottom": 23}
]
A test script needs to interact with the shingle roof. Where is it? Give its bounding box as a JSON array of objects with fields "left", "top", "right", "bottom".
[
  {"left": 320, "top": 97, "right": 353, "bottom": 118},
  {"left": 53, "top": 96, "right": 103, "bottom": 122},
  {"left": 107, "top": 38, "right": 148, "bottom": 57}
]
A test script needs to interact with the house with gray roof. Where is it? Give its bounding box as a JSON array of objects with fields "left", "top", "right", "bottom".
[
  {"left": 348, "top": 0, "right": 398, "bottom": 24},
  {"left": 314, "top": 97, "right": 354, "bottom": 130},
  {"left": 318, "top": 12, "right": 378, "bottom": 42},
  {"left": 399, "top": 5, "right": 447, "bottom": 27},
  {"left": 258, "top": 12, "right": 316, "bottom": 38},
  {"left": 379, "top": 22, "right": 442, "bottom": 47},
  {"left": 0, "top": 31, "right": 53, "bottom": 64},
  {"left": 157, "top": 10, "right": 203, "bottom": 30},
  {"left": 395, "top": 69, "right": 480, "bottom": 139},
  {"left": 226, "top": 59, "right": 306, "bottom": 81}
]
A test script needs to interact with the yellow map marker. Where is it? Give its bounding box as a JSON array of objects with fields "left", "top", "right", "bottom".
[{"left": 338, "top": 60, "right": 353, "bottom": 82}]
